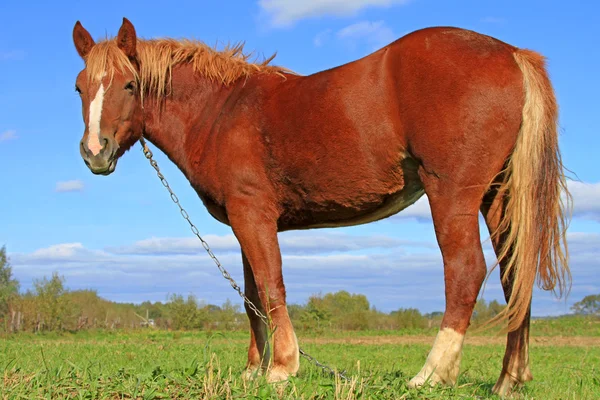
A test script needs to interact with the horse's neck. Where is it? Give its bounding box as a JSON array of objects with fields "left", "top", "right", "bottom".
[{"left": 141, "top": 66, "right": 234, "bottom": 174}]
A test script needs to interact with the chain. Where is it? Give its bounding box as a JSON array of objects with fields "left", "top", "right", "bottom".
[
  {"left": 139, "top": 137, "right": 268, "bottom": 325},
  {"left": 299, "top": 349, "right": 349, "bottom": 381},
  {"left": 138, "top": 137, "right": 348, "bottom": 381}
]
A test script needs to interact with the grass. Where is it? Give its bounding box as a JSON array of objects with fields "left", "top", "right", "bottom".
[{"left": 1, "top": 326, "right": 599, "bottom": 399}]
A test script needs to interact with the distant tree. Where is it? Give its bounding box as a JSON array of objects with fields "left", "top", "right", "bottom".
[
  {"left": 64, "top": 289, "right": 108, "bottom": 330},
  {"left": 287, "top": 304, "right": 305, "bottom": 321},
  {"left": 138, "top": 300, "right": 170, "bottom": 328},
  {"left": 303, "top": 294, "right": 332, "bottom": 328},
  {"left": 322, "top": 291, "right": 370, "bottom": 315},
  {"left": 217, "top": 299, "right": 243, "bottom": 330},
  {"left": 301, "top": 291, "right": 372, "bottom": 330},
  {"left": 391, "top": 308, "right": 427, "bottom": 329},
  {"left": 34, "top": 272, "right": 72, "bottom": 331},
  {"left": 571, "top": 294, "right": 600, "bottom": 316},
  {"left": 168, "top": 294, "right": 209, "bottom": 330},
  {"left": 425, "top": 311, "right": 444, "bottom": 319},
  {"left": 325, "top": 291, "right": 371, "bottom": 330},
  {"left": 0, "top": 246, "right": 20, "bottom": 319},
  {"left": 472, "top": 299, "right": 506, "bottom": 324}
]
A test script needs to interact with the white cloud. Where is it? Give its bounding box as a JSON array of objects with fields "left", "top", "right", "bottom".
[
  {"left": 313, "top": 29, "right": 332, "bottom": 47},
  {"left": 10, "top": 241, "right": 445, "bottom": 311},
  {"left": 259, "top": 0, "right": 411, "bottom": 27},
  {"left": 108, "top": 231, "right": 431, "bottom": 256},
  {"left": 109, "top": 235, "right": 239, "bottom": 255},
  {"left": 567, "top": 231, "right": 600, "bottom": 252},
  {"left": 0, "top": 130, "right": 17, "bottom": 142},
  {"left": 55, "top": 180, "right": 85, "bottom": 193},
  {"left": 31, "top": 243, "right": 86, "bottom": 259},
  {"left": 569, "top": 181, "right": 600, "bottom": 222},
  {"left": 391, "top": 195, "right": 432, "bottom": 222},
  {"left": 9, "top": 229, "right": 598, "bottom": 315},
  {"left": 279, "top": 231, "right": 431, "bottom": 253},
  {"left": 336, "top": 20, "right": 396, "bottom": 50},
  {"left": 389, "top": 181, "right": 600, "bottom": 224},
  {"left": 18, "top": 243, "right": 109, "bottom": 266},
  {"left": 312, "top": 21, "right": 397, "bottom": 51}
]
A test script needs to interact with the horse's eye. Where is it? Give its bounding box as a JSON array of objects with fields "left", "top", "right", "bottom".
[
  {"left": 124, "top": 81, "right": 136, "bottom": 92},
  {"left": 75, "top": 85, "right": 82, "bottom": 94}
]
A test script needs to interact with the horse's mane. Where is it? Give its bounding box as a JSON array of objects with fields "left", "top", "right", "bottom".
[{"left": 84, "top": 38, "right": 289, "bottom": 98}]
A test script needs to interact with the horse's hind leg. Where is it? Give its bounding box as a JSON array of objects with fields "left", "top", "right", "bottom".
[
  {"left": 408, "top": 177, "right": 488, "bottom": 388},
  {"left": 481, "top": 186, "right": 533, "bottom": 396}
]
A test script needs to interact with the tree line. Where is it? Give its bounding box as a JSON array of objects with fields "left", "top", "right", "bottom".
[{"left": 3, "top": 245, "right": 596, "bottom": 334}]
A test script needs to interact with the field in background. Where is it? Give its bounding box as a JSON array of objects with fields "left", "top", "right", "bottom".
[{"left": 2, "top": 318, "right": 599, "bottom": 399}]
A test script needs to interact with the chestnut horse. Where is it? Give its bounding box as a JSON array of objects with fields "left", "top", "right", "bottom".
[{"left": 72, "top": 18, "right": 570, "bottom": 396}]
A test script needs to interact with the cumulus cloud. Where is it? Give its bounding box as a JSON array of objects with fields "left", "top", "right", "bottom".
[
  {"left": 279, "top": 231, "right": 433, "bottom": 253},
  {"left": 567, "top": 231, "right": 600, "bottom": 253},
  {"left": 10, "top": 232, "right": 444, "bottom": 310},
  {"left": 569, "top": 181, "right": 600, "bottom": 222},
  {"left": 55, "top": 180, "right": 85, "bottom": 193},
  {"left": 336, "top": 20, "right": 396, "bottom": 50},
  {"left": 0, "top": 130, "right": 17, "bottom": 142},
  {"left": 109, "top": 235, "right": 240, "bottom": 255},
  {"left": 313, "top": 29, "right": 332, "bottom": 47},
  {"left": 10, "top": 227, "right": 598, "bottom": 316},
  {"left": 108, "top": 231, "right": 431, "bottom": 256},
  {"left": 391, "top": 195, "right": 432, "bottom": 222},
  {"left": 259, "top": 0, "right": 411, "bottom": 27},
  {"left": 15, "top": 243, "right": 109, "bottom": 265},
  {"left": 313, "top": 21, "right": 397, "bottom": 50},
  {"left": 388, "top": 181, "right": 600, "bottom": 224}
]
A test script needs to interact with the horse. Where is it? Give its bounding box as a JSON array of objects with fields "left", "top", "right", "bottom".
[{"left": 72, "top": 18, "right": 570, "bottom": 396}]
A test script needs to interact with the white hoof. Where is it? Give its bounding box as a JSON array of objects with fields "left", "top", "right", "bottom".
[
  {"left": 408, "top": 370, "right": 444, "bottom": 389},
  {"left": 266, "top": 366, "right": 293, "bottom": 383},
  {"left": 241, "top": 366, "right": 261, "bottom": 380}
]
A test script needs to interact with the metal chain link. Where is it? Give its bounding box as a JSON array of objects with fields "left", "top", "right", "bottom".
[
  {"left": 139, "top": 137, "right": 348, "bottom": 381},
  {"left": 299, "top": 349, "right": 348, "bottom": 381}
]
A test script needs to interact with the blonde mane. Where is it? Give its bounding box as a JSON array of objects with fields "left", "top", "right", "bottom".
[{"left": 84, "top": 38, "right": 289, "bottom": 98}]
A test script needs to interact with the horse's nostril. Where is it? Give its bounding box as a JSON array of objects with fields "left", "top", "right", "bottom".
[{"left": 81, "top": 140, "right": 91, "bottom": 156}]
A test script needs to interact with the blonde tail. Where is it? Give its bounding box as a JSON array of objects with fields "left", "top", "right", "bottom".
[{"left": 491, "top": 49, "right": 571, "bottom": 332}]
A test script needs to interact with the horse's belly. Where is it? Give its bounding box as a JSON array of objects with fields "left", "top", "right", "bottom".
[
  {"left": 300, "top": 183, "right": 425, "bottom": 229},
  {"left": 277, "top": 153, "right": 425, "bottom": 230}
]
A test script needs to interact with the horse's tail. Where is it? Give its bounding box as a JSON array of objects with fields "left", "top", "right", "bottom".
[{"left": 491, "top": 49, "right": 571, "bottom": 332}]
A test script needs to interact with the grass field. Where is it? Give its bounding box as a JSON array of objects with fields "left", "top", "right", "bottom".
[{"left": 2, "top": 322, "right": 600, "bottom": 399}]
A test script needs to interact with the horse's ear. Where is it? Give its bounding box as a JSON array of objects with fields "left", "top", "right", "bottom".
[
  {"left": 117, "top": 17, "right": 137, "bottom": 59},
  {"left": 73, "top": 21, "right": 95, "bottom": 58}
]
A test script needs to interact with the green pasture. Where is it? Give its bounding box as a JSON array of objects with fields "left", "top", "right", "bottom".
[{"left": 1, "top": 326, "right": 599, "bottom": 399}]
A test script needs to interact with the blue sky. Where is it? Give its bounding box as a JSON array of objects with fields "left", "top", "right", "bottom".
[{"left": 1, "top": 0, "right": 598, "bottom": 316}]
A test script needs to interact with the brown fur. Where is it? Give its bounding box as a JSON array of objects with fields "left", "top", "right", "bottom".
[{"left": 73, "top": 20, "right": 571, "bottom": 396}]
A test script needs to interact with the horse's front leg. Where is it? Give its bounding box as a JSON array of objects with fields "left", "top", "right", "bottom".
[
  {"left": 241, "top": 251, "right": 270, "bottom": 379},
  {"left": 227, "top": 197, "right": 299, "bottom": 382}
]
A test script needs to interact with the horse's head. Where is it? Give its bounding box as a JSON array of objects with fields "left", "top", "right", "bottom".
[{"left": 72, "top": 18, "right": 143, "bottom": 175}]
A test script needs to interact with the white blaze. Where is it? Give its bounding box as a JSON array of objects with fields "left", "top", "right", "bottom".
[{"left": 87, "top": 81, "right": 106, "bottom": 156}]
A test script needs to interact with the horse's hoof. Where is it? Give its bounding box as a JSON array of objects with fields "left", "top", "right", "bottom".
[
  {"left": 408, "top": 373, "right": 443, "bottom": 389},
  {"left": 241, "top": 366, "right": 261, "bottom": 380},
  {"left": 266, "top": 366, "right": 293, "bottom": 383}
]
